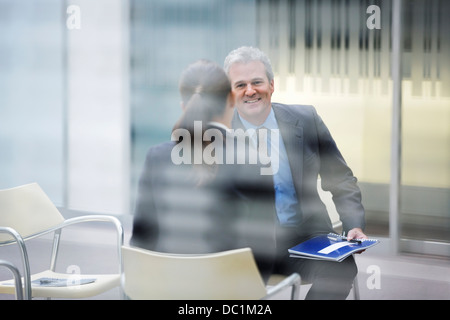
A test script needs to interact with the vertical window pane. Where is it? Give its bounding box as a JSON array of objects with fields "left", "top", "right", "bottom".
[
  {"left": 400, "top": 0, "right": 450, "bottom": 245},
  {"left": 0, "top": 1, "right": 65, "bottom": 205}
]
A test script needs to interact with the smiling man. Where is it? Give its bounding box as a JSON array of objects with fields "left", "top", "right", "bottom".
[
  {"left": 227, "top": 59, "right": 274, "bottom": 126},
  {"left": 224, "top": 46, "right": 368, "bottom": 300}
]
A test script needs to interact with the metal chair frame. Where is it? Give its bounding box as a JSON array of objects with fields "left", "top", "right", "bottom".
[{"left": 0, "top": 215, "right": 123, "bottom": 299}]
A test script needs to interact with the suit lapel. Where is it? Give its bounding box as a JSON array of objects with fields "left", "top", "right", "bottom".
[{"left": 272, "top": 105, "right": 304, "bottom": 197}]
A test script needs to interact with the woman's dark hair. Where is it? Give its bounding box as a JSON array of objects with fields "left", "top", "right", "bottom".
[
  {"left": 172, "top": 60, "right": 232, "bottom": 185},
  {"left": 174, "top": 59, "right": 231, "bottom": 135}
]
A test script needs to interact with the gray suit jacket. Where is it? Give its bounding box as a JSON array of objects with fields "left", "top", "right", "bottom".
[
  {"left": 131, "top": 124, "right": 277, "bottom": 278},
  {"left": 232, "top": 103, "right": 365, "bottom": 239}
]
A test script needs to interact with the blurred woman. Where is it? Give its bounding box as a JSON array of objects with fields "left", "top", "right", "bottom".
[{"left": 130, "top": 60, "right": 276, "bottom": 278}]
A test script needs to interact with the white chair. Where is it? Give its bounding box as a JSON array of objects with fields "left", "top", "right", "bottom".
[
  {"left": 317, "top": 178, "right": 343, "bottom": 231},
  {"left": 121, "top": 246, "right": 301, "bottom": 300},
  {"left": 0, "top": 183, "right": 124, "bottom": 299}
]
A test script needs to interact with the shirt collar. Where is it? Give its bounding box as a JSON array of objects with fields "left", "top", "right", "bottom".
[{"left": 238, "top": 107, "right": 278, "bottom": 131}]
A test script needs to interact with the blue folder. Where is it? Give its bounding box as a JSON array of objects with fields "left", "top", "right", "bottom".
[{"left": 288, "top": 233, "right": 379, "bottom": 262}]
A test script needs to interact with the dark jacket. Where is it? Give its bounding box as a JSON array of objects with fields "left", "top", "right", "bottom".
[{"left": 130, "top": 124, "right": 277, "bottom": 278}]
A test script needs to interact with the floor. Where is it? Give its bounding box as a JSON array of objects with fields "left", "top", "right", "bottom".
[{"left": 1, "top": 215, "right": 449, "bottom": 300}]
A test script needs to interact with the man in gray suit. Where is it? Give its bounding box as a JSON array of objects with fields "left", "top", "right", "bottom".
[{"left": 224, "top": 46, "right": 368, "bottom": 299}]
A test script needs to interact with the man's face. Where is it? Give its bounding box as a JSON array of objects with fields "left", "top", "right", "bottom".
[{"left": 228, "top": 60, "right": 274, "bottom": 126}]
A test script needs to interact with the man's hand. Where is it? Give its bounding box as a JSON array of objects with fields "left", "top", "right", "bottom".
[
  {"left": 346, "top": 228, "right": 368, "bottom": 254},
  {"left": 346, "top": 228, "right": 368, "bottom": 240}
]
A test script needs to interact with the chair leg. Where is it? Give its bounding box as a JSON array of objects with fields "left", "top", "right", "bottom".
[
  {"left": 49, "top": 229, "right": 62, "bottom": 271},
  {"left": 352, "top": 276, "right": 360, "bottom": 300},
  {"left": 0, "top": 260, "right": 24, "bottom": 300},
  {"left": 0, "top": 227, "right": 32, "bottom": 299}
]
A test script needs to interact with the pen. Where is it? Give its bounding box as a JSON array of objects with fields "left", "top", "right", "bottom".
[{"left": 341, "top": 231, "right": 362, "bottom": 244}]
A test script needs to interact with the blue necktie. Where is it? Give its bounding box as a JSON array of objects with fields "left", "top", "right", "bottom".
[{"left": 257, "top": 126, "right": 271, "bottom": 155}]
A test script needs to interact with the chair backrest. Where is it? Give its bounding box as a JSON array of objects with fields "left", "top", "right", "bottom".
[
  {"left": 0, "top": 183, "right": 64, "bottom": 242},
  {"left": 317, "top": 179, "right": 342, "bottom": 229},
  {"left": 121, "top": 246, "right": 267, "bottom": 300}
]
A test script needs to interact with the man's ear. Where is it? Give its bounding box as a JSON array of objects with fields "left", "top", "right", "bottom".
[{"left": 226, "top": 94, "right": 235, "bottom": 109}]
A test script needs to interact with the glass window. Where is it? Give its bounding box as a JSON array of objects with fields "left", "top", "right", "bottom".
[
  {"left": 0, "top": 0, "right": 129, "bottom": 215},
  {"left": 256, "top": 0, "right": 449, "bottom": 253},
  {"left": 129, "top": 0, "right": 258, "bottom": 203},
  {"left": 0, "top": 1, "right": 65, "bottom": 205},
  {"left": 400, "top": 0, "right": 450, "bottom": 246},
  {"left": 1, "top": 0, "right": 448, "bottom": 253},
  {"left": 257, "top": 0, "right": 393, "bottom": 236}
]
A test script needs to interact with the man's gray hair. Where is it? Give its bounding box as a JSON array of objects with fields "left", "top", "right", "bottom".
[{"left": 223, "top": 46, "right": 274, "bottom": 83}]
